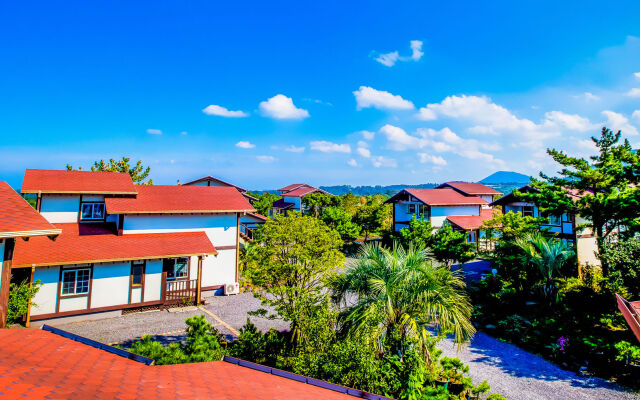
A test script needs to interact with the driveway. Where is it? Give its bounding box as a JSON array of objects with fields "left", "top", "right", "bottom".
[{"left": 52, "top": 292, "right": 637, "bottom": 399}]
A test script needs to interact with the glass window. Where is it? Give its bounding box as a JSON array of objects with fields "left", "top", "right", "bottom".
[
  {"left": 522, "top": 206, "right": 535, "bottom": 217},
  {"left": 408, "top": 203, "right": 416, "bottom": 214},
  {"left": 547, "top": 214, "right": 561, "bottom": 225},
  {"left": 163, "top": 258, "right": 189, "bottom": 280},
  {"left": 131, "top": 262, "right": 144, "bottom": 286},
  {"left": 80, "top": 203, "right": 105, "bottom": 220},
  {"left": 61, "top": 268, "right": 90, "bottom": 295},
  {"left": 467, "top": 232, "right": 476, "bottom": 243}
]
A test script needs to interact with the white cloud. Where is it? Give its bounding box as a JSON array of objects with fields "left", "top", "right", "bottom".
[
  {"left": 632, "top": 110, "right": 640, "bottom": 122},
  {"left": 202, "top": 105, "right": 249, "bottom": 118},
  {"left": 357, "top": 140, "right": 369, "bottom": 148},
  {"left": 256, "top": 155, "right": 277, "bottom": 163},
  {"left": 310, "top": 141, "right": 351, "bottom": 153},
  {"left": 602, "top": 110, "right": 639, "bottom": 135},
  {"left": 361, "top": 130, "right": 375, "bottom": 140},
  {"left": 375, "top": 51, "right": 399, "bottom": 67},
  {"left": 236, "top": 141, "right": 255, "bottom": 149},
  {"left": 353, "top": 86, "right": 414, "bottom": 110},
  {"left": 374, "top": 40, "right": 423, "bottom": 67},
  {"left": 357, "top": 147, "right": 371, "bottom": 158},
  {"left": 626, "top": 88, "right": 640, "bottom": 98},
  {"left": 284, "top": 145, "right": 305, "bottom": 153},
  {"left": 259, "top": 94, "right": 310, "bottom": 120},
  {"left": 180, "top": 131, "right": 188, "bottom": 135},
  {"left": 147, "top": 129, "right": 162, "bottom": 135},
  {"left": 409, "top": 40, "right": 424, "bottom": 61},
  {"left": 418, "top": 154, "right": 447, "bottom": 165},
  {"left": 347, "top": 159, "right": 358, "bottom": 167},
  {"left": 544, "top": 111, "right": 594, "bottom": 132},
  {"left": 577, "top": 92, "right": 600, "bottom": 101},
  {"left": 634, "top": 72, "right": 640, "bottom": 79},
  {"left": 417, "top": 127, "right": 505, "bottom": 166},
  {"left": 379, "top": 124, "right": 427, "bottom": 150},
  {"left": 371, "top": 156, "right": 397, "bottom": 168}
]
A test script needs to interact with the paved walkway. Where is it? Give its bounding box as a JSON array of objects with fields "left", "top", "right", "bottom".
[{"left": 52, "top": 293, "right": 638, "bottom": 399}]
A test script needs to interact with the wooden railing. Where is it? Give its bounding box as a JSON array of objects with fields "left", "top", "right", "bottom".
[
  {"left": 240, "top": 223, "right": 254, "bottom": 240},
  {"left": 164, "top": 278, "right": 197, "bottom": 305},
  {"left": 616, "top": 294, "right": 640, "bottom": 343}
]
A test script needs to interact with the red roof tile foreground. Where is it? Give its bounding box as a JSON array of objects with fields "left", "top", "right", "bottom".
[
  {"left": 0, "top": 181, "right": 61, "bottom": 239},
  {"left": 12, "top": 223, "right": 216, "bottom": 267},
  {"left": 105, "top": 185, "right": 255, "bottom": 214},
  {"left": 389, "top": 188, "right": 488, "bottom": 206},
  {"left": 21, "top": 169, "right": 137, "bottom": 194},
  {"left": 0, "top": 329, "right": 366, "bottom": 400},
  {"left": 446, "top": 208, "right": 498, "bottom": 231},
  {"left": 438, "top": 182, "right": 502, "bottom": 196}
]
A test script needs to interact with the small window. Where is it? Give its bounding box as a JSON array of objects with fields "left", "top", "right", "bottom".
[
  {"left": 61, "top": 268, "right": 91, "bottom": 296},
  {"left": 467, "top": 232, "right": 477, "bottom": 243},
  {"left": 522, "top": 206, "right": 535, "bottom": 217},
  {"left": 163, "top": 258, "right": 189, "bottom": 280},
  {"left": 408, "top": 203, "right": 416, "bottom": 214},
  {"left": 548, "top": 215, "right": 561, "bottom": 225},
  {"left": 81, "top": 202, "right": 105, "bottom": 221},
  {"left": 131, "top": 262, "right": 144, "bottom": 287}
]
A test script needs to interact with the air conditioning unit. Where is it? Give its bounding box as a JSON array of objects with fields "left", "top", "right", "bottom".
[{"left": 224, "top": 282, "right": 240, "bottom": 295}]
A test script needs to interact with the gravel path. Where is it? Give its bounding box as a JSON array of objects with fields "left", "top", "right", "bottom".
[{"left": 439, "top": 332, "right": 638, "bottom": 400}]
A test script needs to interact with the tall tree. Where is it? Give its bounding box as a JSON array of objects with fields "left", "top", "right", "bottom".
[
  {"left": 519, "top": 127, "right": 640, "bottom": 273},
  {"left": 67, "top": 157, "right": 153, "bottom": 184},
  {"left": 250, "top": 192, "right": 280, "bottom": 216},
  {"left": 321, "top": 206, "right": 361, "bottom": 242},
  {"left": 244, "top": 212, "right": 344, "bottom": 342},
  {"left": 302, "top": 192, "right": 335, "bottom": 218},
  {"left": 396, "top": 217, "right": 435, "bottom": 250},
  {"left": 431, "top": 225, "right": 476, "bottom": 267},
  {"left": 331, "top": 243, "right": 475, "bottom": 363}
]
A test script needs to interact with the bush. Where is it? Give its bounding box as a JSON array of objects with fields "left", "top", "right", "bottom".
[
  {"left": 487, "top": 395, "right": 509, "bottom": 400},
  {"left": 6, "top": 279, "right": 41, "bottom": 325}
]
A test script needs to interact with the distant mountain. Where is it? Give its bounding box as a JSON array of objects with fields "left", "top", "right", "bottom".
[{"left": 480, "top": 171, "right": 531, "bottom": 184}]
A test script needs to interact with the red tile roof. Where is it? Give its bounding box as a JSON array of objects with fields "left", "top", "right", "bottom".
[
  {"left": 278, "top": 183, "right": 310, "bottom": 192},
  {"left": 0, "top": 181, "right": 62, "bottom": 239},
  {"left": 105, "top": 185, "right": 255, "bottom": 214},
  {"left": 12, "top": 223, "right": 216, "bottom": 267},
  {"left": 21, "top": 169, "right": 137, "bottom": 195},
  {"left": 282, "top": 186, "right": 328, "bottom": 198},
  {"left": 394, "top": 188, "right": 488, "bottom": 206},
  {"left": 182, "top": 175, "right": 247, "bottom": 192},
  {"left": 0, "top": 329, "right": 360, "bottom": 400},
  {"left": 438, "top": 182, "right": 502, "bottom": 196},
  {"left": 446, "top": 208, "right": 499, "bottom": 231}
]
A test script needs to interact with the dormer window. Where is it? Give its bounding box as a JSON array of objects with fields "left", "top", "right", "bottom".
[{"left": 81, "top": 201, "right": 105, "bottom": 221}]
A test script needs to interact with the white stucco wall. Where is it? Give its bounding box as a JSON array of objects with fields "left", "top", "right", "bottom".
[
  {"left": 131, "top": 287, "right": 142, "bottom": 303},
  {"left": 59, "top": 296, "right": 89, "bottom": 312},
  {"left": 144, "top": 260, "right": 163, "bottom": 301},
  {"left": 122, "top": 214, "right": 237, "bottom": 247},
  {"left": 91, "top": 262, "right": 130, "bottom": 308},
  {"left": 430, "top": 205, "right": 480, "bottom": 228},
  {"left": 31, "top": 266, "right": 60, "bottom": 316},
  {"left": 201, "top": 249, "right": 236, "bottom": 287},
  {"left": 40, "top": 195, "right": 80, "bottom": 223}
]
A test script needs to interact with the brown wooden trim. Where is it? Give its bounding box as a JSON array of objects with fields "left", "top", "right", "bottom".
[
  {"left": 30, "top": 299, "right": 165, "bottom": 321},
  {"left": 201, "top": 284, "right": 224, "bottom": 291},
  {"left": 196, "top": 256, "right": 203, "bottom": 304},
  {"left": 235, "top": 214, "right": 240, "bottom": 282},
  {"left": 215, "top": 245, "right": 236, "bottom": 250},
  {"left": 36, "top": 192, "right": 42, "bottom": 212},
  {"left": 161, "top": 272, "right": 167, "bottom": 303},
  {"left": 77, "top": 194, "right": 83, "bottom": 223},
  {"left": 0, "top": 239, "right": 15, "bottom": 329},
  {"left": 12, "top": 251, "right": 217, "bottom": 268},
  {"left": 55, "top": 266, "right": 62, "bottom": 313},
  {"left": 0, "top": 228, "right": 62, "bottom": 239},
  {"left": 118, "top": 214, "right": 124, "bottom": 236},
  {"left": 129, "top": 260, "right": 145, "bottom": 304},
  {"left": 25, "top": 266, "right": 35, "bottom": 327},
  {"left": 112, "top": 209, "right": 254, "bottom": 215},
  {"left": 59, "top": 293, "right": 90, "bottom": 299}
]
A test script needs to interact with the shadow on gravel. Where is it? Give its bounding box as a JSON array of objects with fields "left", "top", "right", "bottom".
[{"left": 463, "top": 333, "right": 632, "bottom": 393}]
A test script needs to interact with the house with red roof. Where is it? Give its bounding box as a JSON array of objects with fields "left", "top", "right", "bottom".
[
  {"left": 385, "top": 187, "right": 492, "bottom": 245},
  {"left": 436, "top": 181, "right": 502, "bottom": 205},
  {"left": 271, "top": 183, "right": 331, "bottom": 215},
  {"left": 14, "top": 169, "right": 255, "bottom": 325},
  {"left": 490, "top": 184, "right": 600, "bottom": 266}
]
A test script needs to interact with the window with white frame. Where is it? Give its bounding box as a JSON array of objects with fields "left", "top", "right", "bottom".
[
  {"left": 407, "top": 203, "right": 429, "bottom": 219},
  {"left": 467, "top": 232, "right": 477, "bottom": 243},
  {"left": 522, "top": 206, "right": 535, "bottom": 217},
  {"left": 163, "top": 258, "right": 189, "bottom": 280},
  {"left": 80, "top": 202, "right": 105, "bottom": 221},
  {"left": 61, "top": 268, "right": 91, "bottom": 296}
]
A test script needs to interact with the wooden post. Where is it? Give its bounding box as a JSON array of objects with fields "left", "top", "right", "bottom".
[
  {"left": 36, "top": 192, "right": 42, "bottom": 212},
  {"left": 25, "top": 266, "right": 35, "bottom": 328},
  {"left": 0, "top": 239, "right": 15, "bottom": 329},
  {"left": 235, "top": 214, "right": 240, "bottom": 283},
  {"left": 196, "top": 256, "right": 203, "bottom": 305},
  {"left": 161, "top": 272, "right": 167, "bottom": 306}
]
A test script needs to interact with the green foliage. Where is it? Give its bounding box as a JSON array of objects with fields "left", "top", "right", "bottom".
[
  {"left": 129, "top": 315, "right": 224, "bottom": 365},
  {"left": 486, "top": 395, "right": 509, "bottom": 400},
  {"left": 470, "top": 380, "right": 491, "bottom": 397},
  {"left": 353, "top": 200, "right": 391, "bottom": 241},
  {"left": 302, "top": 192, "right": 336, "bottom": 217},
  {"left": 397, "top": 217, "right": 434, "bottom": 250},
  {"left": 67, "top": 157, "right": 153, "bottom": 184},
  {"left": 518, "top": 127, "right": 640, "bottom": 272},
  {"left": 6, "top": 279, "right": 41, "bottom": 325},
  {"left": 515, "top": 233, "right": 575, "bottom": 303},
  {"left": 340, "top": 192, "right": 364, "bottom": 216},
  {"left": 431, "top": 225, "right": 476, "bottom": 266},
  {"left": 598, "top": 237, "right": 640, "bottom": 297},
  {"left": 250, "top": 192, "right": 280, "bottom": 216},
  {"left": 331, "top": 243, "right": 475, "bottom": 362},
  {"left": 244, "top": 212, "right": 344, "bottom": 341},
  {"left": 614, "top": 341, "right": 640, "bottom": 364},
  {"left": 321, "top": 206, "right": 361, "bottom": 242}
]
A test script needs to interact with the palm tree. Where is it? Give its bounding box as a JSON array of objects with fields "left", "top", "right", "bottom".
[
  {"left": 331, "top": 242, "right": 475, "bottom": 364},
  {"left": 515, "top": 233, "right": 575, "bottom": 303}
]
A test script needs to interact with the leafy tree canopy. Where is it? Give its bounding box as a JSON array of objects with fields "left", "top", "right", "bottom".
[
  {"left": 67, "top": 157, "right": 153, "bottom": 184},
  {"left": 250, "top": 192, "right": 280, "bottom": 216},
  {"left": 431, "top": 224, "right": 476, "bottom": 266},
  {"left": 302, "top": 192, "right": 338, "bottom": 218},
  {"left": 321, "top": 206, "right": 361, "bottom": 242}
]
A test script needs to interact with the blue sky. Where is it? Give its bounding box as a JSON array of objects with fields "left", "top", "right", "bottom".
[{"left": 1, "top": 1, "right": 640, "bottom": 190}]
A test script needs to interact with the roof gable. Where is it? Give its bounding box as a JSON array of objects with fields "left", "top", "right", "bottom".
[
  {"left": 182, "top": 175, "right": 247, "bottom": 192},
  {"left": 105, "top": 185, "right": 255, "bottom": 214},
  {"left": 0, "top": 181, "right": 62, "bottom": 239},
  {"left": 437, "top": 182, "right": 501, "bottom": 196},
  {"left": 387, "top": 188, "right": 488, "bottom": 206},
  {"left": 21, "top": 169, "right": 137, "bottom": 195},
  {"left": 278, "top": 183, "right": 312, "bottom": 192}
]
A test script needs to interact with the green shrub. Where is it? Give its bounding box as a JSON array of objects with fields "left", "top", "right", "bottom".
[
  {"left": 487, "top": 395, "right": 509, "bottom": 400},
  {"left": 614, "top": 341, "right": 640, "bottom": 364},
  {"left": 6, "top": 279, "right": 41, "bottom": 325}
]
